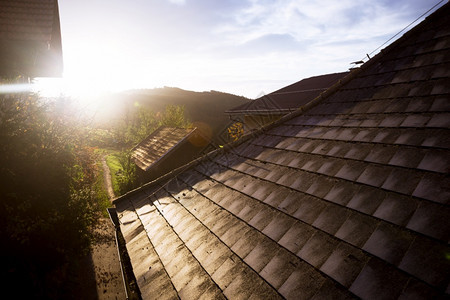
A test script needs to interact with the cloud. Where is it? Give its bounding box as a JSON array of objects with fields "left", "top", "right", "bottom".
[
  {"left": 167, "top": 0, "right": 186, "bottom": 5},
  {"left": 59, "top": 0, "right": 446, "bottom": 98},
  {"left": 212, "top": 0, "right": 438, "bottom": 46}
]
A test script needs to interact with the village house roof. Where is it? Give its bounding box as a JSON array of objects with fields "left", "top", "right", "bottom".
[
  {"left": 132, "top": 127, "right": 198, "bottom": 172},
  {"left": 0, "top": 0, "right": 63, "bottom": 77},
  {"left": 114, "top": 3, "right": 450, "bottom": 299},
  {"left": 226, "top": 72, "right": 349, "bottom": 115}
]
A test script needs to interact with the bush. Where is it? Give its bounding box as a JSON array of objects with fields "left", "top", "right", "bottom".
[{"left": 0, "top": 92, "right": 98, "bottom": 298}]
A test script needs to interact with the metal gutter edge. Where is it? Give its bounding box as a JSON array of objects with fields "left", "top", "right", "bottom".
[{"left": 107, "top": 207, "right": 132, "bottom": 300}]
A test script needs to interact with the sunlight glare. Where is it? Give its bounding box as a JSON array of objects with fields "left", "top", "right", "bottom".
[{"left": 0, "top": 83, "right": 33, "bottom": 94}]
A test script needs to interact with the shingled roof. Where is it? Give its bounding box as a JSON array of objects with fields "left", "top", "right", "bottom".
[
  {"left": 132, "top": 127, "right": 197, "bottom": 172},
  {"left": 0, "top": 0, "right": 63, "bottom": 77},
  {"left": 115, "top": 3, "right": 450, "bottom": 299},
  {"left": 226, "top": 72, "right": 349, "bottom": 115}
]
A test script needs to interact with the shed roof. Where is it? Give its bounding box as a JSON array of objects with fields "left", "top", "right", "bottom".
[
  {"left": 0, "top": 0, "right": 62, "bottom": 77},
  {"left": 226, "top": 72, "right": 349, "bottom": 115},
  {"left": 132, "top": 127, "right": 197, "bottom": 171},
  {"left": 115, "top": 3, "right": 450, "bottom": 299}
]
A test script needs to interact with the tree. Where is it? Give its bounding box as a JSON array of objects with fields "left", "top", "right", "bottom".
[
  {"left": 111, "top": 104, "right": 191, "bottom": 147},
  {"left": 0, "top": 91, "right": 98, "bottom": 298},
  {"left": 116, "top": 150, "right": 137, "bottom": 195},
  {"left": 159, "top": 104, "right": 191, "bottom": 128}
]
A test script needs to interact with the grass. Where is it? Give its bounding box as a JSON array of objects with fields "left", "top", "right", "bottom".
[
  {"left": 94, "top": 161, "right": 112, "bottom": 218},
  {"left": 90, "top": 148, "right": 114, "bottom": 217},
  {"left": 105, "top": 153, "right": 123, "bottom": 197}
]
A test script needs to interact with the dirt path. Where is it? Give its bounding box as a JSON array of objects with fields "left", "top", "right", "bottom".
[
  {"left": 102, "top": 155, "right": 115, "bottom": 200},
  {"left": 88, "top": 154, "right": 126, "bottom": 299}
]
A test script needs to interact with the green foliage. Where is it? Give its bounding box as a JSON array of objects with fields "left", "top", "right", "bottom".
[
  {"left": 0, "top": 92, "right": 99, "bottom": 298},
  {"left": 106, "top": 153, "right": 123, "bottom": 196},
  {"left": 94, "top": 161, "right": 112, "bottom": 217},
  {"left": 116, "top": 150, "right": 137, "bottom": 194},
  {"left": 160, "top": 104, "right": 191, "bottom": 128},
  {"left": 111, "top": 106, "right": 157, "bottom": 146},
  {"left": 111, "top": 104, "right": 190, "bottom": 147},
  {"left": 106, "top": 151, "right": 137, "bottom": 196}
]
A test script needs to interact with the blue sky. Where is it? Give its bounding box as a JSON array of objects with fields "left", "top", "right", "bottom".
[{"left": 57, "top": 0, "right": 445, "bottom": 98}]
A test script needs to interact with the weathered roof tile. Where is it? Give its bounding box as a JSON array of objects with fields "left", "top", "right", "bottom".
[
  {"left": 355, "top": 164, "right": 390, "bottom": 187},
  {"left": 292, "top": 195, "right": 327, "bottom": 224},
  {"left": 335, "top": 161, "right": 366, "bottom": 181},
  {"left": 335, "top": 212, "right": 379, "bottom": 248},
  {"left": 350, "top": 257, "right": 409, "bottom": 299},
  {"left": 381, "top": 168, "right": 423, "bottom": 195},
  {"left": 320, "top": 242, "right": 369, "bottom": 288},
  {"left": 222, "top": 268, "right": 265, "bottom": 299},
  {"left": 243, "top": 238, "right": 278, "bottom": 273},
  {"left": 346, "top": 185, "right": 385, "bottom": 215},
  {"left": 297, "top": 230, "right": 339, "bottom": 268},
  {"left": 406, "top": 201, "right": 450, "bottom": 241},
  {"left": 259, "top": 248, "right": 296, "bottom": 289},
  {"left": 413, "top": 172, "right": 450, "bottom": 204},
  {"left": 373, "top": 194, "right": 418, "bottom": 226},
  {"left": 262, "top": 212, "right": 295, "bottom": 242},
  {"left": 398, "top": 236, "right": 450, "bottom": 289},
  {"left": 365, "top": 144, "right": 397, "bottom": 164},
  {"left": 398, "top": 279, "right": 443, "bottom": 300},
  {"left": 362, "top": 223, "right": 414, "bottom": 265},
  {"left": 388, "top": 147, "right": 426, "bottom": 169},
  {"left": 278, "top": 263, "right": 326, "bottom": 300},
  {"left": 248, "top": 205, "right": 276, "bottom": 231},
  {"left": 324, "top": 181, "right": 358, "bottom": 206},
  {"left": 231, "top": 229, "right": 263, "bottom": 258},
  {"left": 312, "top": 204, "right": 351, "bottom": 235},
  {"left": 278, "top": 220, "right": 315, "bottom": 254},
  {"left": 418, "top": 149, "right": 450, "bottom": 173}
]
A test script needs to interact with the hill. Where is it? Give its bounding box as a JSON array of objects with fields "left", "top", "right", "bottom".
[{"left": 96, "top": 87, "right": 250, "bottom": 145}]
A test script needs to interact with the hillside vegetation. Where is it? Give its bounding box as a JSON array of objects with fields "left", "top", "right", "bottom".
[{"left": 96, "top": 87, "right": 250, "bottom": 145}]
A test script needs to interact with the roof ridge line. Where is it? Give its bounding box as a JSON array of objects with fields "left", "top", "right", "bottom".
[
  {"left": 267, "top": 71, "right": 351, "bottom": 95},
  {"left": 270, "top": 87, "right": 327, "bottom": 95}
]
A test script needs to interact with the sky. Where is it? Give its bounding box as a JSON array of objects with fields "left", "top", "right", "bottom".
[{"left": 55, "top": 0, "right": 445, "bottom": 99}]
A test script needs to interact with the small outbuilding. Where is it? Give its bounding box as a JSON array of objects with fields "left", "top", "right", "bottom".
[{"left": 132, "top": 126, "right": 208, "bottom": 183}]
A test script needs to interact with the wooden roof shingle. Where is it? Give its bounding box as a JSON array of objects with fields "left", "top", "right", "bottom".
[{"left": 132, "top": 127, "right": 197, "bottom": 171}]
